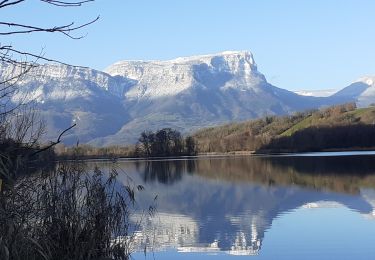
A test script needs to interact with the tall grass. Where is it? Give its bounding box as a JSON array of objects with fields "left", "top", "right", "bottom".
[{"left": 0, "top": 160, "right": 151, "bottom": 260}]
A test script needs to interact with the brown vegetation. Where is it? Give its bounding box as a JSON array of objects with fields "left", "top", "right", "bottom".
[
  {"left": 55, "top": 143, "right": 136, "bottom": 160},
  {"left": 0, "top": 161, "right": 149, "bottom": 260},
  {"left": 193, "top": 103, "right": 375, "bottom": 153},
  {"left": 56, "top": 129, "right": 198, "bottom": 159}
]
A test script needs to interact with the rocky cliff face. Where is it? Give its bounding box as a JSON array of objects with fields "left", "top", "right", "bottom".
[{"left": 105, "top": 51, "right": 263, "bottom": 99}]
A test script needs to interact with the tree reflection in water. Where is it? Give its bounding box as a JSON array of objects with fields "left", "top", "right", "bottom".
[
  {"left": 136, "top": 155, "right": 375, "bottom": 194},
  {"left": 142, "top": 159, "right": 195, "bottom": 184},
  {"left": 110, "top": 155, "right": 375, "bottom": 256}
]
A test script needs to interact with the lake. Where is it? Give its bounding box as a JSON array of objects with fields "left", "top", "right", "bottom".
[{"left": 90, "top": 153, "right": 375, "bottom": 259}]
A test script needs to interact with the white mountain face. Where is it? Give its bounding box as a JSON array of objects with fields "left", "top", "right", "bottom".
[
  {"left": 105, "top": 51, "right": 264, "bottom": 100},
  {"left": 0, "top": 63, "right": 132, "bottom": 144},
  {"left": 0, "top": 51, "right": 367, "bottom": 145},
  {"left": 0, "top": 63, "right": 130, "bottom": 102}
]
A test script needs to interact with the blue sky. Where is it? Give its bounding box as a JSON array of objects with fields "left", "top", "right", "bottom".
[{"left": 2, "top": 0, "right": 375, "bottom": 91}]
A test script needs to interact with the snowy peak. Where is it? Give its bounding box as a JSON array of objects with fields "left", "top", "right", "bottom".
[
  {"left": 171, "top": 50, "right": 257, "bottom": 71},
  {"left": 105, "top": 50, "right": 257, "bottom": 78},
  {"left": 104, "top": 51, "right": 264, "bottom": 100}
]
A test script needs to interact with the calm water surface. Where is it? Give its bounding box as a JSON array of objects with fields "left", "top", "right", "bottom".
[{"left": 91, "top": 153, "right": 375, "bottom": 259}]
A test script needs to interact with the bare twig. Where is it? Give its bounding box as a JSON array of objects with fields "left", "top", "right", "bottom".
[
  {"left": 0, "top": 16, "right": 100, "bottom": 39},
  {"left": 0, "top": 0, "right": 94, "bottom": 9},
  {"left": 31, "top": 124, "right": 76, "bottom": 156}
]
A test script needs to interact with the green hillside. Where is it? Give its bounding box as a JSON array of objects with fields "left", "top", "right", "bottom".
[{"left": 194, "top": 103, "right": 375, "bottom": 153}]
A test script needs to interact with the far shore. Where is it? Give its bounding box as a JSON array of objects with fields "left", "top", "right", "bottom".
[{"left": 56, "top": 147, "right": 375, "bottom": 162}]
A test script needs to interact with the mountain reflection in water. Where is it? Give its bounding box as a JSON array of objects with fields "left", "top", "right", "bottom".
[{"left": 90, "top": 155, "right": 375, "bottom": 256}]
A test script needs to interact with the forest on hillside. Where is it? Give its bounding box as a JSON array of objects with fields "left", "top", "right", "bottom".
[{"left": 194, "top": 103, "right": 375, "bottom": 153}]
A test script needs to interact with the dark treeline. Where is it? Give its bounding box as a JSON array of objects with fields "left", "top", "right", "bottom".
[
  {"left": 259, "top": 124, "right": 375, "bottom": 153},
  {"left": 0, "top": 113, "right": 56, "bottom": 182},
  {"left": 136, "top": 128, "right": 197, "bottom": 157}
]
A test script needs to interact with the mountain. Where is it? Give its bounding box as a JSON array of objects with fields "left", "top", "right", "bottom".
[
  {"left": 0, "top": 51, "right": 365, "bottom": 145},
  {"left": 0, "top": 63, "right": 135, "bottom": 144},
  {"left": 331, "top": 77, "right": 375, "bottom": 107},
  {"left": 99, "top": 51, "right": 329, "bottom": 144}
]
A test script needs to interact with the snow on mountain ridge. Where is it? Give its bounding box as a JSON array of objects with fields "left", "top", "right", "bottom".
[
  {"left": 355, "top": 76, "right": 375, "bottom": 86},
  {"left": 104, "top": 50, "right": 264, "bottom": 100},
  {"left": 0, "top": 63, "right": 132, "bottom": 102},
  {"left": 106, "top": 50, "right": 255, "bottom": 66},
  {"left": 293, "top": 89, "right": 338, "bottom": 97},
  {"left": 331, "top": 76, "right": 375, "bottom": 107}
]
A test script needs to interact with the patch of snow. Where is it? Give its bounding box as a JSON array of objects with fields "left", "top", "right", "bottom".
[
  {"left": 355, "top": 76, "right": 375, "bottom": 86},
  {"left": 294, "top": 89, "right": 338, "bottom": 97}
]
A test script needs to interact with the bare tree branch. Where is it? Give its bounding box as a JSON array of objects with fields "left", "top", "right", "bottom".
[
  {"left": 0, "top": 0, "right": 94, "bottom": 9},
  {"left": 1, "top": 46, "right": 84, "bottom": 66},
  {"left": 0, "top": 0, "right": 25, "bottom": 9},
  {"left": 41, "top": 0, "right": 94, "bottom": 7},
  {"left": 31, "top": 124, "right": 76, "bottom": 156},
  {"left": 0, "top": 16, "right": 100, "bottom": 39}
]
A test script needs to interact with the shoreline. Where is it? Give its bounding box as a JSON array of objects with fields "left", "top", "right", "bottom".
[{"left": 56, "top": 147, "right": 375, "bottom": 162}]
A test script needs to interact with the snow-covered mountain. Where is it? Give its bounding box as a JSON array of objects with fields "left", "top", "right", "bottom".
[
  {"left": 331, "top": 77, "right": 375, "bottom": 107},
  {"left": 105, "top": 51, "right": 263, "bottom": 99},
  {"left": 98, "top": 51, "right": 328, "bottom": 145},
  {"left": 0, "top": 63, "right": 132, "bottom": 144},
  {"left": 0, "top": 51, "right": 368, "bottom": 145}
]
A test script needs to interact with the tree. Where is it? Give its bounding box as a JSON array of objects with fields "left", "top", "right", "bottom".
[
  {"left": 138, "top": 131, "right": 154, "bottom": 157},
  {"left": 185, "top": 136, "right": 197, "bottom": 155},
  {"left": 136, "top": 129, "right": 197, "bottom": 157}
]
